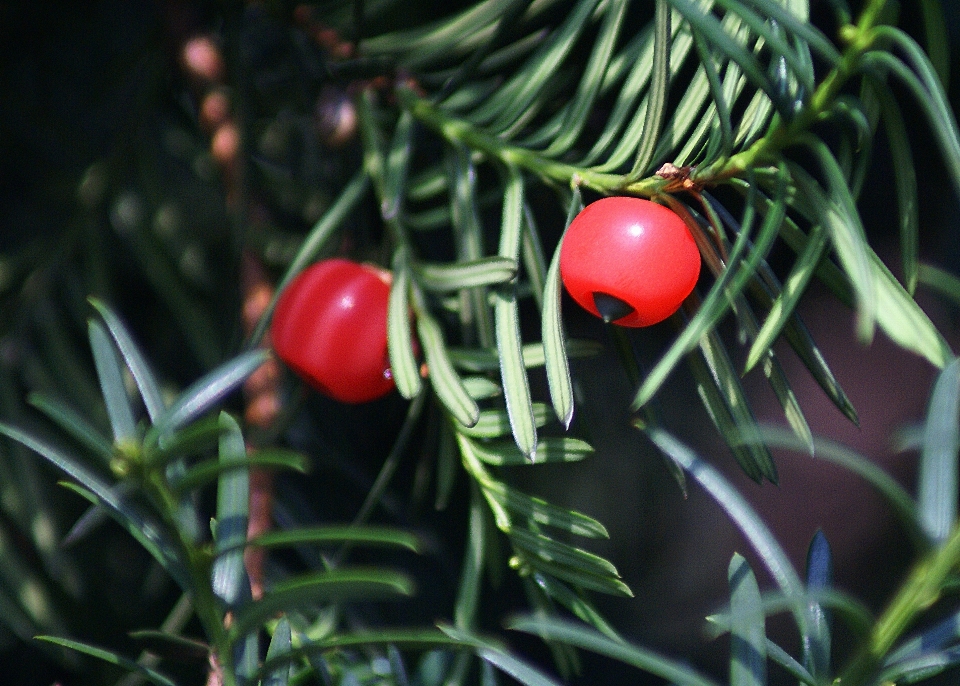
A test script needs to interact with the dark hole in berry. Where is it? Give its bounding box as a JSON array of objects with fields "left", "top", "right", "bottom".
[{"left": 593, "top": 292, "right": 634, "bottom": 323}]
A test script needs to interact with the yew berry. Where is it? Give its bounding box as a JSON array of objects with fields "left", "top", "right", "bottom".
[
  {"left": 559, "top": 197, "right": 701, "bottom": 327},
  {"left": 270, "top": 258, "right": 395, "bottom": 403}
]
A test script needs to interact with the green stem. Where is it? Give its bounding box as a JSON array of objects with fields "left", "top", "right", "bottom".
[
  {"left": 697, "top": 0, "right": 892, "bottom": 183},
  {"left": 841, "top": 525, "right": 960, "bottom": 685},
  {"left": 187, "top": 547, "right": 237, "bottom": 686},
  {"left": 143, "top": 472, "right": 236, "bottom": 686},
  {"left": 397, "top": 87, "right": 666, "bottom": 197}
]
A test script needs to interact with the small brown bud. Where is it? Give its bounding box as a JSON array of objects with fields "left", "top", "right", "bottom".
[
  {"left": 314, "top": 86, "right": 357, "bottom": 148},
  {"left": 182, "top": 36, "right": 224, "bottom": 83}
]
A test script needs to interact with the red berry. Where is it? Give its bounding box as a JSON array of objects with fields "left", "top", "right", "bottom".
[
  {"left": 270, "top": 258, "right": 395, "bottom": 403},
  {"left": 559, "top": 197, "right": 701, "bottom": 327}
]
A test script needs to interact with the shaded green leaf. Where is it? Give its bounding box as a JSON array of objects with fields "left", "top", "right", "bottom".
[
  {"left": 745, "top": 270, "right": 859, "bottom": 425},
  {"left": 456, "top": 404, "right": 550, "bottom": 439},
  {"left": 667, "top": 0, "right": 777, "bottom": 110},
  {"left": 918, "top": 0, "right": 950, "bottom": 87},
  {"left": 756, "top": 344, "right": 813, "bottom": 455},
  {"left": 918, "top": 358, "right": 960, "bottom": 544},
  {"left": 433, "top": 0, "right": 533, "bottom": 100},
  {"left": 688, "top": 29, "right": 734, "bottom": 160},
  {"left": 59, "top": 481, "right": 186, "bottom": 590},
  {"left": 647, "top": 428, "right": 806, "bottom": 633},
  {"left": 127, "top": 630, "right": 209, "bottom": 664},
  {"left": 735, "top": 425, "right": 924, "bottom": 547},
  {"left": 435, "top": 419, "right": 459, "bottom": 510},
  {"left": 602, "top": 9, "right": 705, "bottom": 169},
  {"left": 508, "top": 616, "right": 721, "bottom": 686},
  {"left": 363, "top": 0, "right": 538, "bottom": 67},
  {"left": 766, "top": 640, "right": 817, "bottom": 686},
  {"left": 884, "top": 610, "right": 960, "bottom": 666},
  {"left": 408, "top": 164, "right": 448, "bottom": 201},
  {"left": 242, "top": 525, "right": 421, "bottom": 555},
  {"left": 734, "top": 0, "right": 838, "bottom": 65},
  {"left": 795, "top": 143, "right": 876, "bottom": 342},
  {"left": 228, "top": 569, "right": 415, "bottom": 645},
  {"left": 518, "top": 576, "right": 582, "bottom": 680},
  {"left": 728, "top": 553, "right": 766, "bottom": 686},
  {"left": 151, "top": 350, "right": 269, "bottom": 444},
  {"left": 579, "top": 25, "right": 656, "bottom": 167},
  {"left": 235, "top": 624, "right": 260, "bottom": 681},
  {"left": 521, "top": 203, "right": 548, "bottom": 310},
  {"left": 388, "top": 250, "right": 423, "bottom": 399},
  {"left": 382, "top": 109, "right": 416, "bottom": 221},
  {"left": 458, "top": 434, "right": 607, "bottom": 538},
  {"left": 695, "top": 192, "right": 816, "bottom": 450},
  {"left": 496, "top": 167, "right": 536, "bottom": 458},
  {"left": 254, "top": 628, "right": 465, "bottom": 683},
  {"left": 35, "top": 636, "right": 178, "bottom": 686},
  {"left": 495, "top": 287, "right": 536, "bottom": 456},
  {"left": 697, "top": 326, "right": 777, "bottom": 483},
  {"left": 919, "top": 263, "right": 960, "bottom": 307},
  {"left": 491, "top": 481, "right": 609, "bottom": 539},
  {"left": 27, "top": 393, "right": 113, "bottom": 465},
  {"left": 477, "top": 0, "right": 600, "bottom": 131},
  {"left": 145, "top": 414, "right": 223, "bottom": 467},
  {"left": 530, "top": 573, "right": 621, "bottom": 640},
  {"left": 511, "top": 527, "right": 620, "bottom": 580},
  {"left": 88, "top": 319, "right": 137, "bottom": 444},
  {"left": 707, "top": 587, "right": 872, "bottom": 641},
  {"left": 171, "top": 449, "right": 308, "bottom": 496},
  {"left": 544, "top": 0, "right": 628, "bottom": 157},
  {"left": 447, "top": 145, "right": 494, "bottom": 346},
  {"left": 686, "top": 350, "right": 761, "bottom": 483},
  {"left": 747, "top": 222, "right": 828, "bottom": 373},
  {"left": 264, "top": 616, "right": 293, "bottom": 686},
  {"left": 462, "top": 376, "right": 502, "bottom": 400},
  {"left": 870, "top": 251, "right": 952, "bottom": 369},
  {"left": 211, "top": 412, "right": 249, "bottom": 609},
  {"left": 0, "top": 423, "right": 186, "bottom": 586},
  {"left": 89, "top": 298, "right": 166, "bottom": 422},
  {"left": 875, "top": 84, "right": 920, "bottom": 293},
  {"left": 359, "top": 89, "right": 387, "bottom": 190},
  {"left": 414, "top": 256, "right": 518, "bottom": 291},
  {"left": 804, "top": 530, "right": 832, "bottom": 679},
  {"left": 541, "top": 192, "right": 581, "bottom": 428},
  {"left": 312, "top": 627, "right": 464, "bottom": 649},
  {"left": 406, "top": 203, "right": 453, "bottom": 231},
  {"left": 863, "top": 31, "right": 960, "bottom": 201},
  {"left": 711, "top": 0, "right": 815, "bottom": 94},
  {"left": 449, "top": 340, "right": 602, "bottom": 372},
  {"left": 418, "top": 311, "right": 481, "bottom": 427},
  {"left": 629, "top": 0, "right": 670, "bottom": 177},
  {"left": 880, "top": 646, "right": 960, "bottom": 685},
  {"left": 471, "top": 437, "right": 594, "bottom": 466},
  {"left": 439, "top": 624, "right": 565, "bottom": 686},
  {"left": 455, "top": 486, "right": 486, "bottom": 630}
]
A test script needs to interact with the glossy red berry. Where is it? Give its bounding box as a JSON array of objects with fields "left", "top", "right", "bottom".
[
  {"left": 559, "top": 197, "right": 701, "bottom": 327},
  {"left": 270, "top": 258, "right": 395, "bottom": 403}
]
